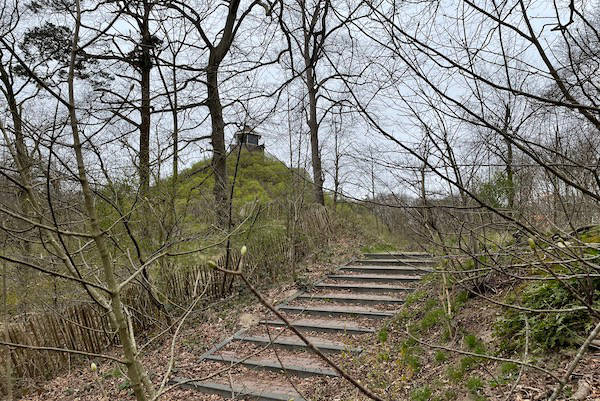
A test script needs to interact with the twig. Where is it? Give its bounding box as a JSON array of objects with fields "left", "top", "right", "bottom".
[
  {"left": 404, "top": 328, "right": 560, "bottom": 382},
  {"left": 504, "top": 316, "right": 529, "bottom": 401},
  {"left": 548, "top": 320, "right": 600, "bottom": 401},
  {"left": 154, "top": 281, "right": 210, "bottom": 395},
  {"left": 237, "top": 272, "right": 386, "bottom": 401},
  {"left": 0, "top": 341, "right": 125, "bottom": 363}
]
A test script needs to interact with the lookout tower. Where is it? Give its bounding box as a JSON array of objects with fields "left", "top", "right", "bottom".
[{"left": 232, "top": 125, "right": 264, "bottom": 152}]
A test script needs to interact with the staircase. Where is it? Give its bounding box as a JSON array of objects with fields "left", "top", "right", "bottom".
[{"left": 171, "top": 251, "right": 435, "bottom": 400}]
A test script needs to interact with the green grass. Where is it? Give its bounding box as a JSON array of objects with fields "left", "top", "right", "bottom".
[
  {"left": 411, "top": 386, "right": 432, "bottom": 401},
  {"left": 360, "top": 242, "right": 396, "bottom": 253},
  {"left": 500, "top": 362, "right": 519, "bottom": 377},
  {"left": 397, "top": 339, "right": 422, "bottom": 373},
  {"left": 420, "top": 307, "right": 446, "bottom": 332},
  {"left": 404, "top": 290, "right": 427, "bottom": 306},
  {"left": 434, "top": 350, "right": 448, "bottom": 363},
  {"left": 464, "top": 334, "right": 486, "bottom": 354},
  {"left": 452, "top": 290, "right": 469, "bottom": 313},
  {"left": 447, "top": 355, "right": 480, "bottom": 383},
  {"left": 378, "top": 327, "right": 389, "bottom": 344},
  {"left": 466, "top": 376, "right": 484, "bottom": 393}
]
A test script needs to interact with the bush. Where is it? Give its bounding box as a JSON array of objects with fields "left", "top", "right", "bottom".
[{"left": 495, "top": 278, "right": 600, "bottom": 351}]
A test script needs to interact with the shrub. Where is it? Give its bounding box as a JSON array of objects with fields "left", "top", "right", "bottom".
[{"left": 495, "top": 278, "right": 600, "bottom": 351}]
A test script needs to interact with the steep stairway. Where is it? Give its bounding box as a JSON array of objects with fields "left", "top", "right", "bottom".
[{"left": 171, "top": 251, "right": 434, "bottom": 400}]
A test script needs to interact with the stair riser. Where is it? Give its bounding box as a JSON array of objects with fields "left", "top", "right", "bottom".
[
  {"left": 278, "top": 308, "right": 392, "bottom": 319},
  {"left": 328, "top": 275, "right": 421, "bottom": 283},
  {"left": 296, "top": 296, "right": 404, "bottom": 305},
  {"left": 314, "top": 284, "right": 413, "bottom": 294},
  {"left": 363, "top": 253, "right": 432, "bottom": 259},
  {"left": 232, "top": 338, "right": 361, "bottom": 354},
  {"left": 260, "top": 322, "right": 374, "bottom": 335},
  {"left": 354, "top": 259, "right": 434, "bottom": 266},
  {"left": 206, "top": 357, "right": 337, "bottom": 378},
  {"left": 170, "top": 379, "right": 305, "bottom": 401},
  {"left": 341, "top": 267, "right": 430, "bottom": 275}
]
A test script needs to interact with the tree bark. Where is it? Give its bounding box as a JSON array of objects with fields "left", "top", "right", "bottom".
[
  {"left": 306, "top": 65, "right": 325, "bottom": 205},
  {"left": 2, "top": 261, "right": 13, "bottom": 401},
  {"left": 68, "top": 4, "right": 154, "bottom": 398},
  {"left": 138, "top": 1, "right": 153, "bottom": 194},
  {"left": 207, "top": 56, "right": 229, "bottom": 228},
  {"left": 503, "top": 106, "right": 515, "bottom": 211},
  {"left": 171, "top": 54, "right": 179, "bottom": 220},
  {"left": 333, "top": 124, "right": 340, "bottom": 208},
  {"left": 0, "top": 61, "right": 33, "bottom": 313}
]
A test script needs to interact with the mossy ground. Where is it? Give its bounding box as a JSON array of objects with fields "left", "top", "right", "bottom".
[{"left": 322, "top": 257, "right": 600, "bottom": 401}]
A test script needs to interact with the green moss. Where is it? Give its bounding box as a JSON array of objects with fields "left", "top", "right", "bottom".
[{"left": 495, "top": 278, "right": 600, "bottom": 351}]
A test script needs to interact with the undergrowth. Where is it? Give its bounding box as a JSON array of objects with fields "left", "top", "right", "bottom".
[{"left": 495, "top": 278, "right": 600, "bottom": 352}]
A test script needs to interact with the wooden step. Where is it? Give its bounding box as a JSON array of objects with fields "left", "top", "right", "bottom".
[
  {"left": 327, "top": 273, "right": 421, "bottom": 283},
  {"left": 260, "top": 318, "right": 375, "bottom": 334},
  {"left": 278, "top": 304, "right": 395, "bottom": 319},
  {"left": 170, "top": 376, "right": 306, "bottom": 401},
  {"left": 363, "top": 252, "right": 432, "bottom": 259},
  {"left": 205, "top": 352, "right": 339, "bottom": 378},
  {"left": 232, "top": 334, "right": 362, "bottom": 354},
  {"left": 314, "top": 282, "right": 413, "bottom": 293},
  {"left": 340, "top": 265, "right": 432, "bottom": 274},
  {"left": 296, "top": 293, "right": 404, "bottom": 305},
  {"left": 353, "top": 258, "right": 435, "bottom": 265}
]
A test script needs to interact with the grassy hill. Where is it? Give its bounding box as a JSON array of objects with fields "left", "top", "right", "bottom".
[{"left": 175, "top": 150, "right": 313, "bottom": 206}]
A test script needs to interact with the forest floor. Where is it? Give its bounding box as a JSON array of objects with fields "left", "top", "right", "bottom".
[
  {"left": 16, "top": 245, "right": 599, "bottom": 401},
  {"left": 17, "top": 238, "right": 361, "bottom": 401},
  {"left": 327, "top": 288, "right": 600, "bottom": 400}
]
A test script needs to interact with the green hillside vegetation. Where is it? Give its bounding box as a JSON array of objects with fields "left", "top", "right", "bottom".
[
  {"left": 176, "top": 150, "right": 312, "bottom": 205},
  {"left": 4, "top": 150, "right": 402, "bottom": 315},
  {"left": 149, "top": 149, "right": 396, "bottom": 283}
]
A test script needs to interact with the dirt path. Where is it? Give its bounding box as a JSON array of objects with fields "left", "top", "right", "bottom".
[{"left": 171, "top": 251, "right": 434, "bottom": 400}]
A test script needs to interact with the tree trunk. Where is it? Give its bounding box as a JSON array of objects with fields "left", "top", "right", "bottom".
[
  {"left": 68, "top": 5, "right": 154, "bottom": 398},
  {"left": 138, "top": 4, "right": 152, "bottom": 194},
  {"left": 207, "top": 56, "right": 229, "bottom": 228},
  {"left": 171, "top": 54, "right": 179, "bottom": 221},
  {"left": 306, "top": 66, "right": 325, "bottom": 205},
  {"left": 333, "top": 120, "right": 340, "bottom": 208},
  {"left": 505, "top": 136, "right": 515, "bottom": 210},
  {"left": 2, "top": 261, "right": 13, "bottom": 401},
  {"left": 503, "top": 106, "right": 515, "bottom": 211},
  {"left": 0, "top": 63, "right": 32, "bottom": 313}
]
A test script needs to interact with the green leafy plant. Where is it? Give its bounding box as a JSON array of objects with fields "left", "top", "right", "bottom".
[{"left": 495, "top": 278, "right": 600, "bottom": 351}]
